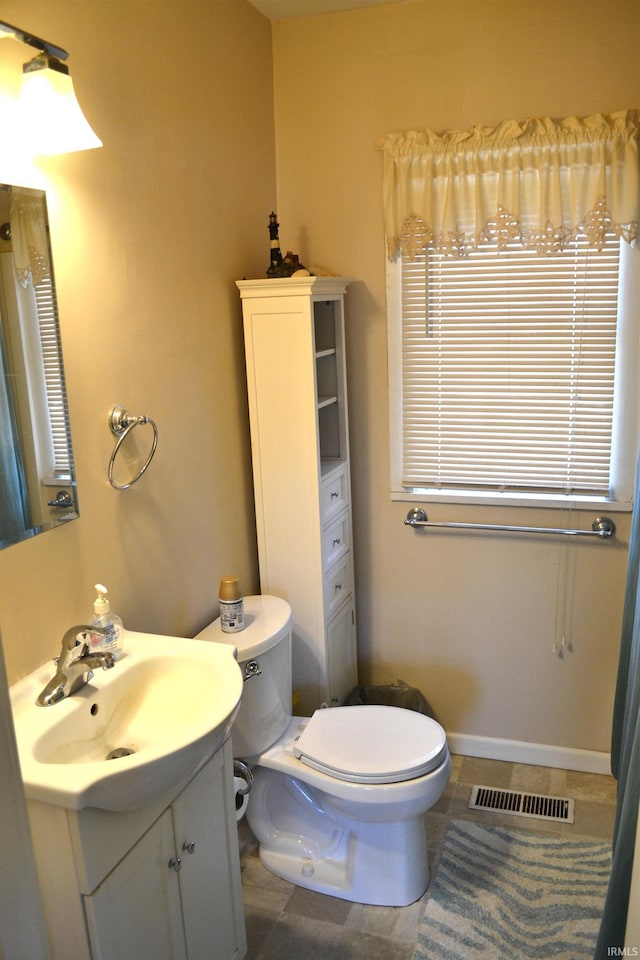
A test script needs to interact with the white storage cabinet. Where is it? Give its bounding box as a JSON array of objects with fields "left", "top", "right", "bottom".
[{"left": 237, "top": 277, "right": 358, "bottom": 714}]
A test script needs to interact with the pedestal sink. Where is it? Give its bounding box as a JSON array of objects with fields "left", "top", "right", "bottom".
[{"left": 10, "top": 631, "right": 243, "bottom": 811}]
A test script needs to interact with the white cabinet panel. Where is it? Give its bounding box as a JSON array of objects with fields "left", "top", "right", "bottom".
[
  {"left": 238, "top": 278, "right": 358, "bottom": 713},
  {"left": 327, "top": 600, "right": 358, "bottom": 706},
  {"left": 85, "top": 810, "right": 187, "bottom": 960},
  {"left": 172, "top": 748, "right": 245, "bottom": 960}
]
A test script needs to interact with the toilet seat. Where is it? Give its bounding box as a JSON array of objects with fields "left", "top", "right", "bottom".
[{"left": 293, "top": 705, "right": 448, "bottom": 784}]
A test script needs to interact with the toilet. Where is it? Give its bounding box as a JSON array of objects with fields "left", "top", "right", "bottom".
[{"left": 196, "top": 594, "right": 451, "bottom": 906}]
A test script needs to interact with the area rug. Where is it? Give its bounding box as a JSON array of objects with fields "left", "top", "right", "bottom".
[{"left": 414, "top": 819, "right": 611, "bottom": 960}]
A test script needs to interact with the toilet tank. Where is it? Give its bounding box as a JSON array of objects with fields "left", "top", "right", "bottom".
[{"left": 195, "top": 595, "right": 293, "bottom": 758}]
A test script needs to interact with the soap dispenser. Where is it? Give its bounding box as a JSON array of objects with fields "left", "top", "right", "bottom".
[{"left": 90, "top": 583, "right": 124, "bottom": 660}]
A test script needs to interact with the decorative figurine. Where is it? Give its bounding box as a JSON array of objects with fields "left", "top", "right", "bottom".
[
  {"left": 266, "top": 211, "right": 284, "bottom": 277},
  {"left": 266, "top": 212, "right": 307, "bottom": 278}
]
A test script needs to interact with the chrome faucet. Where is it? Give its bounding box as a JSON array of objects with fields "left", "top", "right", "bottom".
[{"left": 36, "top": 624, "right": 116, "bottom": 707}]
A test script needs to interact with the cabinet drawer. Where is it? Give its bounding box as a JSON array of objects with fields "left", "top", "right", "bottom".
[
  {"left": 324, "top": 553, "right": 353, "bottom": 619},
  {"left": 322, "top": 511, "right": 351, "bottom": 571},
  {"left": 321, "top": 467, "right": 349, "bottom": 524}
]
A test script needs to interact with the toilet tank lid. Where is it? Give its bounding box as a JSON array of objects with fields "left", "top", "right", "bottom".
[{"left": 195, "top": 594, "right": 292, "bottom": 660}]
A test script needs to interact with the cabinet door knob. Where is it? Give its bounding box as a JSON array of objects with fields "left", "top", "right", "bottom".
[
  {"left": 168, "top": 857, "right": 182, "bottom": 872},
  {"left": 182, "top": 841, "right": 196, "bottom": 855}
]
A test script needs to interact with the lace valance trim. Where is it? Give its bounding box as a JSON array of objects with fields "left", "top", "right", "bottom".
[
  {"left": 398, "top": 197, "right": 640, "bottom": 259},
  {"left": 381, "top": 110, "right": 640, "bottom": 260},
  {"left": 15, "top": 246, "right": 50, "bottom": 287},
  {"left": 10, "top": 192, "right": 51, "bottom": 288}
]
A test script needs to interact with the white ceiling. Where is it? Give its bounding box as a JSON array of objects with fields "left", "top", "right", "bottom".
[{"left": 247, "top": 0, "right": 404, "bottom": 20}]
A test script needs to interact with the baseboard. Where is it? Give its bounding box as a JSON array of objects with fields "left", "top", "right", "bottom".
[{"left": 447, "top": 732, "right": 611, "bottom": 775}]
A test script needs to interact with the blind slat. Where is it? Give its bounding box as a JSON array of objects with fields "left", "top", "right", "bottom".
[
  {"left": 34, "top": 272, "right": 72, "bottom": 478},
  {"left": 401, "top": 235, "right": 621, "bottom": 495}
]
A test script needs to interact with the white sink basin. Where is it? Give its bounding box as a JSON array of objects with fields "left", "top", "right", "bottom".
[{"left": 10, "top": 631, "right": 243, "bottom": 811}]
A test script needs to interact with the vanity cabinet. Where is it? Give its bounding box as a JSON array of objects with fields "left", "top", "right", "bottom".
[
  {"left": 27, "top": 739, "right": 246, "bottom": 960},
  {"left": 237, "top": 277, "right": 358, "bottom": 714}
]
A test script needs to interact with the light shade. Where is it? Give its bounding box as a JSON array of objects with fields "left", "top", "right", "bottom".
[{"left": 18, "top": 55, "right": 102, "bottom": 156}]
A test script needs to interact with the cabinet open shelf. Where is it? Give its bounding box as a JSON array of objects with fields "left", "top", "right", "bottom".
[
  {"left": 320, "top": 457, "right": 346, "bottom": 477},
  {"left": 318, "top": 395, "right": 338, "bottom": 409}
]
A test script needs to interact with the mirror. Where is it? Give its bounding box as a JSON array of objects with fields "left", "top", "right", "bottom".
[{"left": 0, "top": 184, "right": 77, "bottom": 549}]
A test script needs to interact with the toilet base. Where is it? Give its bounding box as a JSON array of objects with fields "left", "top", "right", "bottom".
[
  {"left": 246, "top": 764, "right": 438, "bottom": 906},
  {"left": 257, "top": 815, "right": 431, "bottom": 906}
]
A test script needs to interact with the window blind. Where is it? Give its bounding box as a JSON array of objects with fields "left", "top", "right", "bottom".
[
  {"left": 401, "top": 235, "right": 621, "bottom": 496},
  {"left": 34, "top": 271, "right": 73, "bottom": 479}
]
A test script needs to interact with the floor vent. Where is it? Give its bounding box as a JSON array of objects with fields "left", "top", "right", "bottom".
[{"left": 469, "top": 785, "right": 575, "bottom": 823}]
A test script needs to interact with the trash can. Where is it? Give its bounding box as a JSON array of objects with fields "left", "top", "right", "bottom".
[{"left": 344, "top": 679, "right": 437, "bottom": 719}]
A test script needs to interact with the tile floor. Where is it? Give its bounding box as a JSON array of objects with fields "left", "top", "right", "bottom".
[{"left": 238, "top": 754, "right": 617, "bottom": 959}]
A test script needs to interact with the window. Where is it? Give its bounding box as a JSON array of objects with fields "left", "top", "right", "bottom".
[
  {"left": 388, "top": 237, "right": 640, "bottom": 508},
  {"left": 381, "top": 111, "right": 640, "bottom": 508},
  {"left": 33, "top": 269, "right": 73, "bottom": 481},
  {"left": 0, "top": 251, "right": 74, "bottom": 491},
  {"left": 6, "top": 186, "right": 74, "bottom": 486}
]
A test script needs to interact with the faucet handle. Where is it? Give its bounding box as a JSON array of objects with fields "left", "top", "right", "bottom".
[
  {"left": 58, "top": 625, "right": 98, "bottom": 666},
  {"left": 61, "top": 625, "right": 91, "bottom": 650}
]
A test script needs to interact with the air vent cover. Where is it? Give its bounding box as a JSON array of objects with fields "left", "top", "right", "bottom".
[{"left": 469, "top": 785, "right": 575, "bottom": 823}]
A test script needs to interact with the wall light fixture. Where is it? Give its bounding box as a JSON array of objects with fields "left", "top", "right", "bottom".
[{"left": 0, "top": 17, "right": 102, "bottom": 156}]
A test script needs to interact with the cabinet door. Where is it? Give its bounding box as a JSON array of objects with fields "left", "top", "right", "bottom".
[
  {"left": 172, "top": 749, "right": 246, "bottom": 960},
  {"left": 326, "top": 599, "right": 357, "bottom": 706},
  {"left": 84, "top": 810, "right": 187, "bottom": 960}
]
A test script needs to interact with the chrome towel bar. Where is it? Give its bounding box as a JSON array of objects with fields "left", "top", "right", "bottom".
[{"left": 404, "top": 508, "right": 616, "bottom": 539}]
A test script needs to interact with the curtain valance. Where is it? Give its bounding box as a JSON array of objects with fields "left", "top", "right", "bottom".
[{"left": 380, "top": 110, "right": 640, "bottom": 258}]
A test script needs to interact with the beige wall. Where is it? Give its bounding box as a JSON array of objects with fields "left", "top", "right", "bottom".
[
  {"left": 272, "top": 0, "right": 640, "bottom": 755},
  {"left": 0, "top": 0, "right": 637, "bottom": 764},
  {"left": 0, "top": 0, "right": 274, "bottom": 682}
]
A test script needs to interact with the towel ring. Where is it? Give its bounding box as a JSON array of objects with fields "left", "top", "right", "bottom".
[{"left": 108, "top": 405, "right": 158, "bottom": 490}]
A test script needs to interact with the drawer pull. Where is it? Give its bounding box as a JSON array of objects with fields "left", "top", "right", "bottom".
[
  {"left": 332, "top": 537, "right": 341, "bottom": 546},
  {"left": 331, "top": 491, "right": 339, "bottom": 499},
  {"left": 334, "top": 583, "right": 343, "bottom": 592}
]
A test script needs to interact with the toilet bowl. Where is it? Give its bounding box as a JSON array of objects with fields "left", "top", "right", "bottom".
[{"left": 196, "top": 595, "right": 451, "bottom": 906}]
